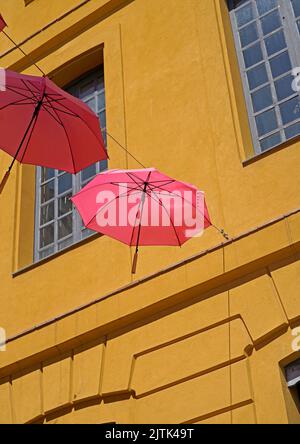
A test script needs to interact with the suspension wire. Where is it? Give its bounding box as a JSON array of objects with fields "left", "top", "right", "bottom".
[
  {"left": 105, "top": 130, "right": 146, "bottom": 169},
  {"left": 2, "top": 30, "right": 46, "bottom": 77}
]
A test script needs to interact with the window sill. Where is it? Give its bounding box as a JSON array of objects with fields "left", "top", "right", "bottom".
[
  {"left": 243, "top": 134, "right": 300, "bottom": 166},
  {"left": 13, "top": 232, "right": 102, "bottom": 278}
]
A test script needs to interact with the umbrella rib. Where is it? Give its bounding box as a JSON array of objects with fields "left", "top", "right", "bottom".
[
  {"left": 4, "top": 85, "right": 36, "bottom": 100},
  {"left": 47, "top": 98, "right": 104, "bottom": 145},
  {"left": 27, "top": 79, "right": 43, "bottom": 94},
  {"left": 145, "top": 186, "right": 182, "bottom": 247},
  {"left": 0, "top": 97, "right": 36, "bottom": 111},
  {"left": 125, "top": 172, "right": 145, "bottom": 191},
  {"left": 21, "top": 79, "right": 40, "bottom": 100},
  {"left": 46, "top": 99, "right": 77, "bottom": 173},
  {"left": 41, "top": 103, "right": 65, "bottom": 126},
  {"left": 147, "top": 182, "right": 213, "bottom": 230},
  {"left": 83, "top": 186, "right": 142, "bottom": 228}
]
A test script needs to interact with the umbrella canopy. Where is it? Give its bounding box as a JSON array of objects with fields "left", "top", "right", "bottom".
[
  {"left": 71, "top": 168, "right": 211, "bottom": 273},
  {"left": 0, "top": 14, "right": 7, "bottom": 32},
  {"left": 0, "top": 69, "right": 107, "bottom": 192}
]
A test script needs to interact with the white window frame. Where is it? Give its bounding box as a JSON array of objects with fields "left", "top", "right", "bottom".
[{"left": 229, "top": 0, "right": 300, "bottom": 153}]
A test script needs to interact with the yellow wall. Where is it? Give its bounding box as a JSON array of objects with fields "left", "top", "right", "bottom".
[{"left": 0, "top": 0, "right": 299, "bottom": 424}]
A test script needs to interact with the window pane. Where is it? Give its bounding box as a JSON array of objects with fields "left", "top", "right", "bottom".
[
  {"left": 58, "top": 236, "right": 74, "bottom": 251},
  {"left": 270, "top": 51, "right": 291, "bottom": 78},
  {"left": 235, "top": 3, "right": 255, "bottom": 27},
  {"left": 247, "top": 63, "right": 268, "bottom": 89},
  {"left": 274, "top": 74, "right": 294, "bottom": 101},
  {"left": 40, "top": 202, "right": 54, "bottom": 225},
  {"left": 240, "top": 22, "right": 259, "bottom": 47},
  {"left": 82, "top": 228, "right": 95, "bottom": 239},
  {"left": 255, "top": 108, "right": 278, "bottom": 135},
  {"left": 58, "top": 173, "right": 72, "bottom": 195},
  {"left": 256, "top": 0, "right": 278, "bottom": 16},
  {"left": 40, "top": 224, "right": 54, "bottom": 248},
  {"left": 99, "top": 110, "right": 106, "bottom": 130},
  {"left": 100, "top": 159, "right": 108, "bottom": 171},
  {"left": 265, "top": 30, "right": 286, "bottom": 56},
  {"left": 39, "top": 246, "right": 54, "bottom": 260},
  {"left": 260, "top": 132, "right": 281, "bottom": 151},
  {"left": 58, "top": 214, "right": 73, "bottom": 240},
  {"left": 58, "top": 193, "right": 72, "bottom": 217},
  {"left": 41, "top": 167, "right": 55, "bottom": 183},
  {"left": 79, "top": 80, "right": 95, "bottom": 98},
  {"left": 252, "top": 85, "right": 273, "bottom": 112},
  {"left": 285, "top": 122, "right": 300, "bottom": 139},
  {"left": 97, "top": 92, "right": 105, "bottom": 111},
  {"left": 280, "top": 96, "right": 300, "bottom": 125},
  {"left": 41, "top": 180, "right": 54, "bottom": 203},
  {"left": 291, "top": 0, "right": 300, "bottom": 18},
  {"left": 260, "top": 9, "right": 281, "bottom": 35},
  {"left": 85, "top": 97, "right": 97, "bottom": 113},
  {"left": 82, "top": 164, "right": 97, "bottom": 182}
]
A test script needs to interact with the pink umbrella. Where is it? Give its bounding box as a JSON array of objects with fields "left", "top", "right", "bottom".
[{"left": 71, "top": 168, "right": 213, "bottom": 273}]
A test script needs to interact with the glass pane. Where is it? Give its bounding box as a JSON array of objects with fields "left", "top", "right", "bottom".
[
  {"left": 100, "top": 159, "right": 108, "bottom": 172},
  {"left": 256, "top": 0, "right": 278, "bottom": 16},
  {"left": 97, "top": 92, "right": 105, "bottom": 111},
  {"left": 58, "top": 214, "right": 73, "bottom": 240},
  {"left": 251, "top": 85, "right": 273, "bottom": 112},
  {"left": 260, "top": 132, "right": 281, "bottom": 151},
  {"left": 243, "top": 43, "right": 263, "bottom": 68},
  {"left": 79, "top": 80, "right": 95, "bottom": 98},
  {"left": 41, "top": 167, "right": 55, "bottom": 183},
  {"left": 58, "top": 236, "right": 74, "bottom": 251},
  {"left": 285, "top": 122, "right": 300, "bottom": 139},
  {"left": 40, "top": 202, "right": 54, "bottom": 225},
  {"left": 239, "top": 22, "right": 259, "bottom": 47},
  {"left": 247, "top": 63, "right": 268, "bottom": 89},
  {"left": 280, "top": 96, "right": 300, "bottom": 125},
  {"left": 58, "top": 173, "right": 72, "bottom": 194},
  {"left": 85, "top": 97, "right": 96, "bottom": 113},
  {"left": 39, "top": 246, "right": 54, "bottom": 260},
  {"left": 270, "top": 51, "right": 292, "bottom": 78},
  {"left": 82, "top": 228, "right": 95, "bottom": 239},
  {"left": 40, "top": 224, "right": 54, "bottom": 248},
  {"left": 236, "top": 3, "right": 255, "bottom": 27},
  {"left": 260, "top": 9, "right": 281, "bottom": 35},
  {"left": 58, "top": 193, "right": 72, "bottom": 217},
  {"left": 99, "top": 110, "right": 106, "bottom": 130},
  {"left": 255, "top": 108, "right": 278, "bottom": 136},
  {"left": 265, "top": 30, "right": 286, "bottom": 56},
  {"left": 82, "top": 164, "right": 96, "bottom": 182},
  {"left": 274, "top": 74, "right": 294, "bottom": 101},
  {"left": 41, "top": 180, "right": 54, "bottom": 203},
  {"left": 291, "top": 0, "right": 300, "bottom": 18}
]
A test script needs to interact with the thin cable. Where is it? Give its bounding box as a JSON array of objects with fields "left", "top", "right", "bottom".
[
  {"left": 2, "top": 30, "right": 46, "bottom": 77},
  {"left": 105, "top": 130, "right": 146, "bottom": 169}
]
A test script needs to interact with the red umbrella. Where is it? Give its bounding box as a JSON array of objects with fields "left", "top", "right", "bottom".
[
  {"left": 0, "top": 14, "right": 7, "bottom": 32},
  {"left": 0, "top": 69, "right": 107, "bottom": 193},
  {"left": 71, "top": 168, "right": 214, "bottom": 273}
]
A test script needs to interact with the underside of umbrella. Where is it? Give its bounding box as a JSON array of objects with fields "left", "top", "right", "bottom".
[{"left": 0, "top": 70, "right": 107, "bottom": 192}]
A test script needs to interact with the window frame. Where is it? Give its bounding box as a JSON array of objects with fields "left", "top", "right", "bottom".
[
  {"left": 228, "top": 0, "right": 300, "bottom": 154},
  {"left": 34, "top": 68, "right": 107, "bottom": 262}
]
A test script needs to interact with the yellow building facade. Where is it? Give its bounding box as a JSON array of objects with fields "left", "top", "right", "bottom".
[{"left": 0, "top": 0, "right": 300, "bottom": 424}]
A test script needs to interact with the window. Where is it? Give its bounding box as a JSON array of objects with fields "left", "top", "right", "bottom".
[
  {"left": 34, "top": 69, "right": 107, "bottom": 261},
  {"left": 228, "top": 0, "right": 300, "bottom": 153}
]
